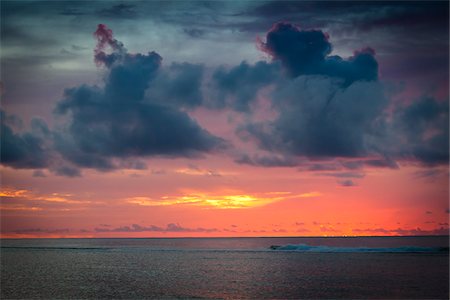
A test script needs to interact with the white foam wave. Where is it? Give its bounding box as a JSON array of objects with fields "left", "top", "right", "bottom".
[{"left": 270, "top": 244, "right": 448, "bottom": 253}]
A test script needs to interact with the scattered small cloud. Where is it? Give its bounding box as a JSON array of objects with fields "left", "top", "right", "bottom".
[
  {"left": 318, "top": 172, "right": 365, "bottom": 179},
  {"left": 338, "top": 179, "right": 357, "bottom": 187},
  {"left": 175, "top": 164, "right": 224, "bottom": 177},
  {"left": 352, "top": 227, "right": 449, "bottom": 236},
  {"left": 94, "top": 223, "right": 219, "bottom": 233}
]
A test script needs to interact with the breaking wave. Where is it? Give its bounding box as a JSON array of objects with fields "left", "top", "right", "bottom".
[{"left": 269, "top": 244, "right": 449, "bottom": 253}]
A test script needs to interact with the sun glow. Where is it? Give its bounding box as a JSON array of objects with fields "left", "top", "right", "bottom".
[{"left": 126, "top": 190, "right": 321, "bottom": 209}]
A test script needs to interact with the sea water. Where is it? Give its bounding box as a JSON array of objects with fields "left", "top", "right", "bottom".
[{"left": 1, "top": 236, "right": 448, "bottom": 299}]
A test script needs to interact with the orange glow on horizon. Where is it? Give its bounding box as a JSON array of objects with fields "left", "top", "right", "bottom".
[{"left": 125, "top": 190, "right": 321, "bottom": 209}]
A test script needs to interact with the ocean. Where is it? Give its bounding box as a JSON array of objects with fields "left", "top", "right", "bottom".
[{"left": 1, "top": 236, "right": 448, "bottom": 299}]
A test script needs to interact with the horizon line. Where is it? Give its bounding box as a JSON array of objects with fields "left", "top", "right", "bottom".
[{"left": 1, "top": 234, "right": 449, "bottom": 240}]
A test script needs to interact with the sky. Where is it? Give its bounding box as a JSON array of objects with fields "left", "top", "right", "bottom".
[{"left": 1, "top": 0, "right": 449, "bottom": 238}]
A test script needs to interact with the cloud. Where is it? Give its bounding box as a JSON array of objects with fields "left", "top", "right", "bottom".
[
  {"left": 352, "top": 227, "right": 449, "bottom": 236},
  {"left": 1, "top": 21, "right": 447, "bottom": 176},
  {"left": 126, "top": 190, "right": 313, "bottom": 209},
  {"left": 53, "top": 165, "right": 82, "bottom": 178},
  {"left": 209, "top": 61, "right": 280, "bottom": 112},
  {"left": 258, "top": 22, "right": 378, "bottom": 85},
  {"left": 389, "top": 96, "right": 449, "bottom": 166},
  {"left": 93, "top": 23, "right": 129, "bottom": 67},
  {"left": 414, "top": 169, "right": 447, "bottom": 182},
  {"left": 338, "top": 179, "right": 357, "bottom": 187},
  {"left": 234, "top": 153, "right": 298, "bottom": 167},
  {"left": 1, "top": 24, "right": 225, "bottom": 175},
  {"left": 295, "top": 157, "right": 399, "bottom": 172},
  {"left": 175, "top": 164, "right": 223, "bottom": 177},
  {"left": 0, "top": 188, "right": 90, "bottom": 214},
  {"left": 32, "top": 170, "right": 47, "bottom": 177},
  {"left": 147, "top": 62, "right": 205, "bottom": 108},
  {"left": 234, "top": 22, "right": 447, "bottom": 167},
  {"left": 94, "top": 223, "right": 219, "bottom": 233},
  {"left": 183, "top": 28, "right": 205, "bottom": 38},
  {"left": 1, "top": 111, "right": 51, "bottom": 169},
  {"left": 359, "top": 2, "right": 449, "bottom": 33},
  {"left": 239, "top": 76, "right": 388, "bottom": 159},
  {"left": 14, "top": 228, "right": 71, "bottom": 234},
  {"left": 318, "top": 172, "right": 365, "bottom": 179},
  {"left": 97, "top": 4, "right": 137, "bottom": 18},
  {"left": 52, "top": 25, "right": 224, "bottom": 171}
]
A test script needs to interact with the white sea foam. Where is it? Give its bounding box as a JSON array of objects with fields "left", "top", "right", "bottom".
[{"left": 270, "top": 244, "right": 448, "bottom": 253}]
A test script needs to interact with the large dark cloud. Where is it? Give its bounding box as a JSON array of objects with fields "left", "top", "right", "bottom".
[
  {"left": 258, "top": 22, "right": 378, "bottom": 85},
  {"left": 53, "top": 24, "right": 223, "bottom": 169},
  {"left": 235, "top": 22, "right": 448, "bottom": 167},
  {"left": 238, "top": 76, "right": 387, "bottom": 159},
  {"left": 1, "top": 20, "right": 447, "bottom": 176},
  {"left": 227, "top": 22, "right": 385, "bottom": 162},
  {"left": 1, "top": 24, "right": 223, "bottom": 175}
]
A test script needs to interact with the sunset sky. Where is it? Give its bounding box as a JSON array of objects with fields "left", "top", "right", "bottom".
[{"left": 1, "top": 0, "right": 449, "bottom": 238}]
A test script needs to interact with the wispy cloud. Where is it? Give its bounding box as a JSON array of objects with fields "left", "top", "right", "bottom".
[
  {"left": 0, "top": 187, "right": 90, "bottom": 212},
  {"left": 174, "top": 164, "right": 225, "bottom": 177},
  {"left": 94, "top": 223, "right": 219, "bottom": 233},
  {"left": 352, "top": 227, "right": 449, "bottom": 236},
  {"left": 1, "top": 188, "right": 80, "bottom": 204}
]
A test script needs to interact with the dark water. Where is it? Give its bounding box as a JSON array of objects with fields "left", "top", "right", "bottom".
[{"left": 1, "top": 236, "right": 449, "bottom": 299}]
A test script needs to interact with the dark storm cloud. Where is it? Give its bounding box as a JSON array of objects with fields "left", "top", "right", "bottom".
[
  {"left": 53, "top": 25, "right": 223, "bottom": 170},
  {"left": 226, "top": 22, "right": 385, "bottom": 162},
  {"left": 259, "top": 22, "right": 378, "bottom": 85},
  {"left": 1, "top": 24, "right": 224, "bottom": 175},
  {"left": 1, "top": 13, "right": 448, "bottom": 176},
  {"left": 0, "top": 111, "right": 50, "bottom": 169},
  {"left": 239, "top": 76, "right": 387, "bottom": 159},
  {"left": 233, "top": 21, "right": 448, "bottom": 167}
]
